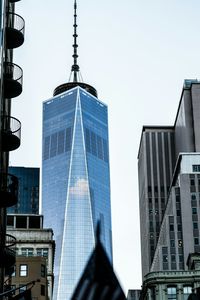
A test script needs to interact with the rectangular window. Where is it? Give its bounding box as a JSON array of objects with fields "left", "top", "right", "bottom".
[
  {"left": 41, "top": 285, "right": 45, "bottom": 296},
  {"left": 183, "top": 287, "right": 192, "bottom": 300},
  {"left": 41, "top": 264, "right": 46, "bottom": 277},
  {"left": 191, "top": 179, "right": 195, "bottom": 186},
  {"left": 192, "top": 207, "right": 197, "bottom": 215},
  {"left": 193, "top": 222, "right": 198, "bottom": 229},
  {"left": 193, "top": 165, "right": 200, "bottom": 172},
  {"left": 65, "top": 127, "right": 72, "bottom": 152},
  {"left": 194, "top": 238, "right": 199, "bottom": 245},
  {"left": 50, "top": 133, "right": 58, "bottom": 157},
  {"left": 57, "top": 130, "right": 65, "bottom": 154},
  {"left": 21, "top": 248, "right": 33, "bottom": 257},
  {"left": 91, "top": 132, "right": 97, "bottom": 156},
  {"left": 167, "top": 287, "right": 177, "bottom": 300},
  {"left": 97, "top": 135, "right": 103, "bottom": 159},
  {"left": 36, "top": 248, "right": 49, "bottom": 258},
  {"left": 19, "top": 265, "right": 28, "bottom": 277},
  {"left": 85, "top": 128, "right": 91, "bottom": 152}
]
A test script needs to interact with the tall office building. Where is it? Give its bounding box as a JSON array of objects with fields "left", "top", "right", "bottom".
[
  {"left": 138, "top": 126, "right": 175, "bottom": 277},
  {"left": 42, "top": 2, "right": 112, "bottom": 299},
  {"left": 8, "top": 166, "right": 39, "bottom": 214},
  {"left": 138, "top": 80, "right": 200, "bottom": 278}
]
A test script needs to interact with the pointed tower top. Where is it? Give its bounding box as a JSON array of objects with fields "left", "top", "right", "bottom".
[
  {"left": 71, "top": 0, "right": 79, "bottom": 82},
  {"left": 53, "top": 0, "right": 98, "bottom": 98}
]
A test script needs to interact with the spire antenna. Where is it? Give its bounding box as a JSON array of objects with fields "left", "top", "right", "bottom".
[{"left": 71, "top": 0, "right": 79, "bottom": 82}]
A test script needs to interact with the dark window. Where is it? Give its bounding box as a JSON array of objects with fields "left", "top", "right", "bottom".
[
  {"left": 193, "top": 165, "right": 200, "bottom": 172},
  {"left": 191, "top": 194, "right": 196, "bottom": 200},
  {"left": 191, "top": 179, "right": 195, "bottom": 186},
  {"left": 16, "top": 216, "right": 27, "bottom": 228},
  {"left": 170, "top": 224, "right": 174, "bottom": 231},
  {"left": 171, "top": 255, "right": 176, "bottom": 262},
  {"left": 97, "top": 135, "right": 103, "bottom": 159},
  {"left": 176, "top": 210, "right": 181, "bottom": 217},
  {"left": 50, "top": 133, "right": 58, "bottom": 157},
  {"left": 65, "top": 127, "right": 72, "bottom": 152},
  {"left": 177, "top": 224, "right": 182, "bottom": 231},
  {"left": 163, "top": 255, "right": 168, "bottom": 262},
  {"left": 176, "top": 195, "right": 180, "bottom": 202},
  {"left": 170, "top": 240, "right": 175, "bottom": 247},
  {"left": 29, "top": 216, "right": 40, "bottom": 229},
  {"left": 7, "top": 216, "right": 14, "bottom": 227},
  {"left": 192, "top": 207, "right": 197, "bottom": 214},
  {"left": 91, "top": 132, "right": 97, "bottom": 156},
  {"left": 194, "top": 238, "right": 199, "bottom": 245},
  {"left": 193, "top": 222, "right": 198, "bottom": 230},
  {"left": 85, "top": 128, "right": 91, "bottom": 152},
  {"left": 57, "top": 130, "right": 65, "bottom": 154},
  {"left": 41, "top": 285, "right": 45, "bottom": 296},
  {"left": 41, "top": 264, "right": 46, "bottom": 277}
]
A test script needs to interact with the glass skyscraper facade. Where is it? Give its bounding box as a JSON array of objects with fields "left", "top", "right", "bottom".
[
  {"left": 8, "top": 167, "right": 39, "bottom": 214},
  {"left": 42, "top": 86, "right": 112, "bottom": 300}
]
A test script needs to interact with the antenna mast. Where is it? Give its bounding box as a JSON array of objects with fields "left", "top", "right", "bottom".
[{"left": 71, "top": 0, "right": 79, "bottom": 82}]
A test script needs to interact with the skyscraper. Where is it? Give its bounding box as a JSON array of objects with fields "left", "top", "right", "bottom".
[
  {"left": 138, "top": 79, "right": 200, "bottom": 278},
  {"left": 8, "top": 166, "right": 39, "bottom": 214},
  {"left": 42, "top": 2, "right": 112, "bottom": 299}
]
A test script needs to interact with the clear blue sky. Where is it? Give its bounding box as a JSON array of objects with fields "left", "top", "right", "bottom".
[{"left": 10, "top": 0, "right": 200, "bottom": 293}]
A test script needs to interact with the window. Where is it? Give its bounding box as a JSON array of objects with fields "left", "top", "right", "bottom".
[
  {"left": 192, "top": 207, "right": 197, "bottom": 215},
  {"left": 178, "top": 240, "right": 183, "bottom": 247},
  {"left": 41, "top": 264, "right": 46, "bottom": 277},
  {"left": 194, "top": 238, "right": 199, "bottom": 245},
  {"left": 183, "top": 286, "right": 192, "bottom": 300},
  {"left": 170, "top": 224, "right": 174, "bottom": 231},
  {"left": 170, "top": 240, "right": 175, "bottom": 247},
  {"left": 36, "top": 248, "right": 49, "bottom": 258},
  {"left": 163, "top": 255, "right": 168, "bottom": 262},
  {"left": 193, "top": 222, "right": 198, "bottom": 230},
  {"left": 191, "top": 194, "right": 196, "bottom": 200},
  {"left": 167, "top": 287, "right": 176, "bottom": 300},
  {"left": 21, "top": 248, "right": 33, "bottom": 257},
  {"left": 19, "top": 265, "right": 28, "bottom": 277},
  {"left": 191, "top": 179, "right": 195, "bottom": 186},
  {"left": 193, "top": 165, "right": 200, "bottom": 172},
  {"left": 41, "top": 285, "right": 45, "bottom": 296},
  {"left": 177, "top": 224, "right": 182, "bottom": 232}
]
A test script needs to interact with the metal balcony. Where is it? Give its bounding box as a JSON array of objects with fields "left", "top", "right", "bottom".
[
  {"left": 2, "top": 116, "right": 21, "bottom": 151},
  {"left": 4, "top": 62, "right": 23, "bottom": 98},
  {"left": 6, "top": 12, "right": 25, "bottom": 49},
  {"left": 0, "top": 173, "right": 18, "bottom": 208},
  {"left": 0, "top": 234, "right": 16, "bottom": 268}
]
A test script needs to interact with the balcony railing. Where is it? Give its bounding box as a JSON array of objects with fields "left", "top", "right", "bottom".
[
  {"left": 1, "top": 115, "right": 21, "bottom": 151},
  {"left": 0, "top": 234, "right": 16, "bottom": 268},
  {"left": 0, "top": 173, "right": 18, "bottom": 208},
  {"left": 4, "top": 62, "right": 23, "bottom": 98},
  {"left": 6, "top": 12, "right": 25, "bottom": 49}
]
